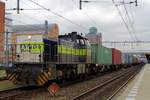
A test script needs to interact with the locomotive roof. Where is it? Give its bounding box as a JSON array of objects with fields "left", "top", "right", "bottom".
[{"left": 59, "top": 32, "right": 87, "bottom": 40}]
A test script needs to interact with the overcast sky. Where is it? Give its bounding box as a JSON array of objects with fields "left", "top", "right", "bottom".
[{"left": 2, "top": 0, "right": 150, "bottom": 44}]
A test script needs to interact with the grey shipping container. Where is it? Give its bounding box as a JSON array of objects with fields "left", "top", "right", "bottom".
[{"left": 122, "top": 53, "right": 133, "bottom": 64}]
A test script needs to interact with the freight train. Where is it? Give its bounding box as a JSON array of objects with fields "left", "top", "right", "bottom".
[{"left": 6, "top": 27, "right": 141, "bottom": 86}]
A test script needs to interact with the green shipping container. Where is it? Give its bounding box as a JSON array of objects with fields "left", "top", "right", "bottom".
[
  {"left": 91, "top": 44, "right": 97, "bottom": 63},
  {"left": 91, "top": 44, "right": 112, "bottom": 65}
]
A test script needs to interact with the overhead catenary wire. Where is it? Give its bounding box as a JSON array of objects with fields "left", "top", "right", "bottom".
[
  {"left": 112, "top": 0, "right": 137, "bottom": 41},
  {"left": 28, "top": 0, "right": 88, "bottom": 31},
  {"left": 77, "top": 0, "right": 139, "bottom": 41},
  {"left": 128, "top": 5, "right": 135, "bottom": 27},
  {"left": 21, "top": 13, "right": 42, "bottom": 23},
  {"left": 6, "top": 8, "right": 50, "bottom": 11},
  {"left": 20, "top": 0, "right": 81, "bottom": 33},
  {"left": 20, "top": 0, "right": 53, "bottom": 22},
  {"left": 71, "top": 0, "right": 102, "bottom": 31},
  {"left": 5, "top": 0, "right": 75, "bottom": 34},
  {"left": 6, "top": 0, "right": 140, "bottom": 41},
  {"left": 102, "top": 41, "right": 150, "bottom": 43},
  {"left": 122, "top": 0, "right": 139, "bottom": 41},
  {"left": 5, "top": 0, "right": 46, "bottom": 30},
  {"left": 119, "top": 0, "right": 138, "bottom": 41},
  {"left": 6, "top": 0, "right": 70, "bottom": 33},
  {"left": 123, "top": 0, "right": 132, "bottom": 26},
  {"left": 102, "top": 40, "right": 150, "bottom": 52},
  {"left": 79, "top": 0, "right": 112, "bottom": 9}
]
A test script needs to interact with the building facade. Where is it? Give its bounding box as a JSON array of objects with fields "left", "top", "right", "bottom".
[
  {"left": 0, "top": 1, "right": 13, "bottom": 64},
  {"left": 0, "top": 1, "right": 5, "bottom": 64},
  {"left": 86, "top": 27, "right": 102, "bottom": 45}
]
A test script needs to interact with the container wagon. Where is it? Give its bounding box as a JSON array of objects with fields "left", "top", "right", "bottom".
[
  {"left": 112, "top": 48, "right": 122, "bottom": 69},
  {"left": 112, "top": 48, "right": 122, "bottom": 65},
  {"left": 122, "top": 53, "right": 139, "bottom": 67},
  {"left": 91, "top": 44, "right": 112, "bottom": 72},
  {"left": 91, "top": 44, "right": 112, "bottom": 65}
]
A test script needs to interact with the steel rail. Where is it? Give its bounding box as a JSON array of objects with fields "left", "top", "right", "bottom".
[
  {"left": 107, "top": 66, "right": 142, "bottom": 100},
  {"left": 71, "top": 66, "right": 140, "bottom": 100},
  {"left": 0, "top": 77, "right": 6, "bottom": 81},
  {"left": 0, "top": 86, "right": 24, "bottom": 93},
  {"left": 0, "top": 86, "right": 32, "bottom": 99}
]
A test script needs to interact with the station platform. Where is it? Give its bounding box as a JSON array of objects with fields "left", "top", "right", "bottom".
[{"left": 115, "top": 64, "right": 150, "bottom": 100}]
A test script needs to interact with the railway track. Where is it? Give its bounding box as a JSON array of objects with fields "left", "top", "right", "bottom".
[
  {"left": 0, "top": 64, "right": 143, "bottom": 100},
  {"left": 71, "top": 65, "right": 142, "bottom": 100},
  {"left": 0, "top": 88, "right": 23, "bottom": 100},
  {"left": 106, "top": 68, "right": 140, "bottom": 100},
  {"left": 27, "top": 65, "right": 143, "bottom": 100},
  {"left": 0, "top": 86, "right": 43, "bottom": 100},
  {"left": 0, "top": 77, "right": 6, "bottom": 81}
]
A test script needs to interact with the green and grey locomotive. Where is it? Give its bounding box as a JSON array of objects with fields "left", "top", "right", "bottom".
[{"left": 6, "top": 32, "right": 92, "bottom": 86}]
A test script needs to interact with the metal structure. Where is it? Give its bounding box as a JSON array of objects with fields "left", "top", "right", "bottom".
[
  {"left": 102, "top": 41, "right": 150, "bottom": 53},
  {"left": 79, "top": 0, "right": 138, "bottom": 9}
]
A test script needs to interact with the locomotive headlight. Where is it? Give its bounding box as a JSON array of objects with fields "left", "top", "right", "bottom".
[
  {"left": 17, "top": 54, "right": 20, "bottom": 58},
  {"left": 28, "top": 35, "right": 32, "bottom": 39}
]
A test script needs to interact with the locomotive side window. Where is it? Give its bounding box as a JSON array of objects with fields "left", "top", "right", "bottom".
[
  {"left": 85, "top": 40, "right": 90, "bottom": 46},
  {"left": 77, "top": 39, "right": 80, "bottom": 44},
  {"left": 84, "top": 40, "right": 87, "bottom": 46},
  {"left": 83, "top": 39, "right": 87, "bottom": 45},
  {"left": 80, "top": 39, "right": 85, "bottom": 45}
]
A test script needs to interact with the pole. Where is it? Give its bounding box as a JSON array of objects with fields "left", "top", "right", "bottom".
[
  {"left": 135, "top": 0, "right": 138, "bottom": 6},
  {"left": 17, "top": 0, "right": 20, "bottom": 14},
  {"left": 45, "top": 20, "right": 48, "bottom": 34},
  {"left": 6, "top": 30, "right": 9, "bottom": 67},
  {"left": 43, "top": 20, "right": 48, "bottom": 70},
  {"left": 79, "top": 0, "right": 82, "bottom": 10}
]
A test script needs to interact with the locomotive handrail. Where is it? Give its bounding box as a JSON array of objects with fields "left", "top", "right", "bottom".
[{"left": 6, "top": 43, "right": 90, "bottom": 64}]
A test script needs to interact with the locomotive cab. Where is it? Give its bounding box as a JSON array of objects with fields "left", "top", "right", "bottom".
[
  {"left": 6, "top": 33, "right": 57, "bottom": 85},
  {"left": 58, "top": 32, "right": 91, "bottom": 63}
]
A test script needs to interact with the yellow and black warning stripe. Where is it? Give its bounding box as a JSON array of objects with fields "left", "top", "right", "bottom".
[
  {"left": 36, "top": 72, "right": 50, "bottom": 86},
  {"left": 9, "top": 74, "right": 16, "bottom": 81},
  {"left": 11, "top": 76, "right": 16, "bottom": 82},
  {"left": 7, "top": 73, "right": 17, "bottom": 83},
  {"left": 38, "top": 75, "right": 45, "bottom": 85},
  {"left": 36, "top": 79, "right": 43, "bottom": 86},
  {"left": 7, "top": 73, "right": 15, "bottom": 80},
  {"left": 11, "top": 75, "right": 17, "bottom": 83},
  {"left": 43, "top": 72, "right": 49, "bottom": 80},
  {"left": 40, "top": 74, "right": 48, "bottom": 82},
  {"left": 7, "top": 74, "right": 12, "bottom": 79}
]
